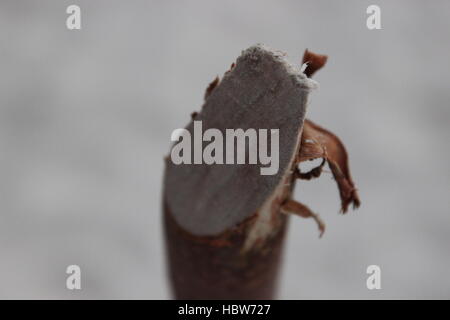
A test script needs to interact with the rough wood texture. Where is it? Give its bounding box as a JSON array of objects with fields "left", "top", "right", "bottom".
[{"left": 164, "top": 44, "right": 316, "bottom": 236}]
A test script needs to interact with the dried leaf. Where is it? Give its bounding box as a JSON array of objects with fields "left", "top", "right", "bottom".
[
  {"left": 302, "top": 49, "right": 328, "bottom": 77},
  {"left": 281, "top": 199, "right": 325, "bottom": 237},
  {"left": 298, "top": 49, "right": 360, "bottom": 213},
  {"left": 298, "top": 119, "right": 360, "bottom": 213}
]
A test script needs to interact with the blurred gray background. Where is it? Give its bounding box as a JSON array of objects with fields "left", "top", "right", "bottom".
[{"left": 0, "top": 0, "right": 449, "bottom": 299}]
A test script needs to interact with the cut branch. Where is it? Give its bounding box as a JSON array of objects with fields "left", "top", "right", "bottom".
[{"left": 163, "top": 45, "right": 360, "bottom": 300}]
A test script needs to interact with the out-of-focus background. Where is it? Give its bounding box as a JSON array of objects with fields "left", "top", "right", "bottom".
[{"left": 0, "top": 0, "right": 449, "bottom": 299}]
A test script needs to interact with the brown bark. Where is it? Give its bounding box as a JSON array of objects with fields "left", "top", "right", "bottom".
[{"left": 164, "top": 201, "right": 288, "bottom": 299}]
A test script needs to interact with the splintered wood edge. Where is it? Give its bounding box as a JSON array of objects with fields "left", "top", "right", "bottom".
[{"left": 164, "top": 44, "right": 317, "bottom": 237}]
